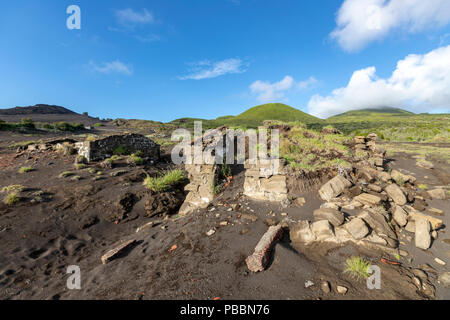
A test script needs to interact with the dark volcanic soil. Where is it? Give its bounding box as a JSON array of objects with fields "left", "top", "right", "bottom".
[{"left": 0, "top": 132, "right": 448, "bottom": 300}]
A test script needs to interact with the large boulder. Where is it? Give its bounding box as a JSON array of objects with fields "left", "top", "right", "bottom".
[
  {"left": 344, "top": 218, "right": 369, "bottom": 240},
  {"left": 385, "top": 184, "right": 407, "bottom": 205},
  {"left": 318, "top": 176, "right": 352, "bottom": 201},
  {"left": 415, "top": 219, "right": 431, "bottom": 250},
  {"left": 313, "top": 208, "right": 345, "bottom": 227}
]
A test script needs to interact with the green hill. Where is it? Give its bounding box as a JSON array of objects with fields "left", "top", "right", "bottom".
[
  {"left": 171, "top": 103, "right": 323, "bottom": 129},
  {"left": 328, "top": 107, "right": 414, "bottom": 120},
  {"left": 234, "top": 103, "right": 321, "bottom": 123}
]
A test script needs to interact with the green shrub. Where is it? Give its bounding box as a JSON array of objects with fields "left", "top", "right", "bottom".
[
  {"left": 18, "top": 166, "right": 35, "bottom": 173},
  {"left": 1, "top": 185, "right": 25, "bottom": 193},
  {"left": 128, "top": 154, "right": 144, "bottom": 165},
  {"left": 94, "top": 123, "right": 104, "bottom": 127},
  {"left": 3, "top": 192, "right": 20, "bottom": 205},
  {"left": 42, "top": 123, "right": 54, "bottom": 130},
  {"left": 55, "top": 122, "right": 84, "bottom": 132},
  {"left": 75, "top": 163, "right": 87, "bottom": 170},
  {"left": 59, "top": 171, "right": 74, "bottom": 178},
  {"left": 21, "top": 118, "right": 35, "bottom": 129}
]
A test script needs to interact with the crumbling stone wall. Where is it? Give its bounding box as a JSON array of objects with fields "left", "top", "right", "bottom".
[
  {"left": 179, "top": 164, "right": 218, "bottom": 215},
  {"left": 243, "top": 158, "right": 288, "bottom": 202},
  {"left": 179, "top": 127, "right": 228, "bottom": 215},
  {"left": 74, "top": 134, "right": 160, "bottom": 162},
  {"left": 354, "top": 133, "right": 386, "bottom": 169}
]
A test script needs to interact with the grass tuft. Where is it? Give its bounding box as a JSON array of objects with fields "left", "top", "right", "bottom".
[
  {"left": 143, "top": 170, "right": 185, "bottom": 192},
  {"left": 344, "top": 256, "right": 371, "bottom": 280}
]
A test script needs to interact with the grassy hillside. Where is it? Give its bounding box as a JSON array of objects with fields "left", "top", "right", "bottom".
[
  {"left": 171, "top": 103, "right": 323, "bottom": 129},
  {"left": 322, "top": 108, "right": 450, "bottom": 143}
]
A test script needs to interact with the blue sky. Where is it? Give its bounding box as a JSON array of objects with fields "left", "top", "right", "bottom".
[{"left": 1, "top": 0, "right": 450, "bottom": 121}]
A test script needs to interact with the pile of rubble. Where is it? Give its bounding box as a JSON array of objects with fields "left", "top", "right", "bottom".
[{"left": 291, "top": 134, "right": 447, "bottom": 255}]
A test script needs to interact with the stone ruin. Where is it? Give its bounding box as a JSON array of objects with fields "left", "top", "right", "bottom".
[
  {"left": 74, "top": 133, "right": 160, "bottom": 162},
  {"left": 243, "top": 158, "right": 288, "bottom": 202},
  {"left": 179, "top": 127, "right": 229, "bottom": 215}
]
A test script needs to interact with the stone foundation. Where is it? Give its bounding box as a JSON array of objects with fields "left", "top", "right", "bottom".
[{"left": 74, "top": 134, "right": 160, "bottom": 162}]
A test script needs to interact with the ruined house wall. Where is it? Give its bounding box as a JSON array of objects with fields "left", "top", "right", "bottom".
[
  {"left": 75, "top": 134, "right": 160, "bottom": 162},
  {"left": 243, "top": 158, "right": 288, "bottom": 202}
]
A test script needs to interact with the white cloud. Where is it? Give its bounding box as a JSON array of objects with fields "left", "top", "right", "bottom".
[
  {"left": 297, "top": 76, "right": 318, "bottom": 90},
  {"left": 89, "top": 60, "right": 133, "bottom": 75},
  {"left": 115, "top": 8, "right": 155, "bottom": 27},
  {"left": 307, "top": 45, "right": 450, "bottom": 118},
  {"left": 178, "top": 58, "right": 247, "bottom": 80},
  {"left": 331, "top": 0, "right": 450, "bottom": 52},
  {"left": 250, "top": 76, "right": 317, "bottom": 103}
]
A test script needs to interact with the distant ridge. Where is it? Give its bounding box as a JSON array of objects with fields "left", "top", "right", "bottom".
[
  {"left": 0, "top": 104, "right": 77, "bottom": 116},
  {"left": 328, "top": 107, "right": 414, "bottom": 119}
]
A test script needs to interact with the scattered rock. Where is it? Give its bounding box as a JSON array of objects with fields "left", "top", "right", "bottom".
[
  {"left": 344, "top": 218, "right": 369, "bottom": 240},
  {"left": 336, "top": 285, "right": 348, "bottom": 295},
  {"left": 427, "top": 189, "right": 446, "bottom": 200},
  {"left": 367, "top": 184, "right": 382, "bottom": 193},
  {"left": 428, "top": 208, "right": 444, "bottom": 216},
  {"left": 393, "top": 205, "right": 408, "bottom": 227},
  {"left": 354, "top": 193, "right": 382, "bottom": 206},
  {"left": 246, "top": 225, "right": 283, "bottom": 272},
  {"left": 435, "top": 258, "right": 446, "bottom": 266},
  {"left": 385, "top": 184, "right": 407, "bottom": 205},
  {"left": 136, "top": 221, "right": 155, "bottom": 233},
  {"left": 415, "top": 219, "right": 431, "bottom": 250},
  {"left": 206, "top": 229, "right": 216, "bottom": 236},
  {"left": 305, "top": 281, "right": 314, "bottom": 288},
  {"left": 321, "top": 281, "right": 331, "bottom": 294},
  {"left": 101, "top": 239, "right": 137, "bottom": 264},
  {"left": 438, "top": 272, "right": 450, "bottom": 287},
  {"left": 318, "top": 175, "right": 352, "bottom": 202},
  {"left": 416, "top": 160, "right": 434, "bottom": 169},
  {"left": 290, "top": 221, "right": 316, "bottom": 244},
  {"left": 313, "top": 208, "right": 345, "bottom": 227},
  {"left": 241, "top": 213, "right": 258, "bottom": 223},
  {"left": 407, "top": 209, "right": 443, "bottom": 230},
  {"left": 295, "top": 197, "right": 306, "bottom": 207}
]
